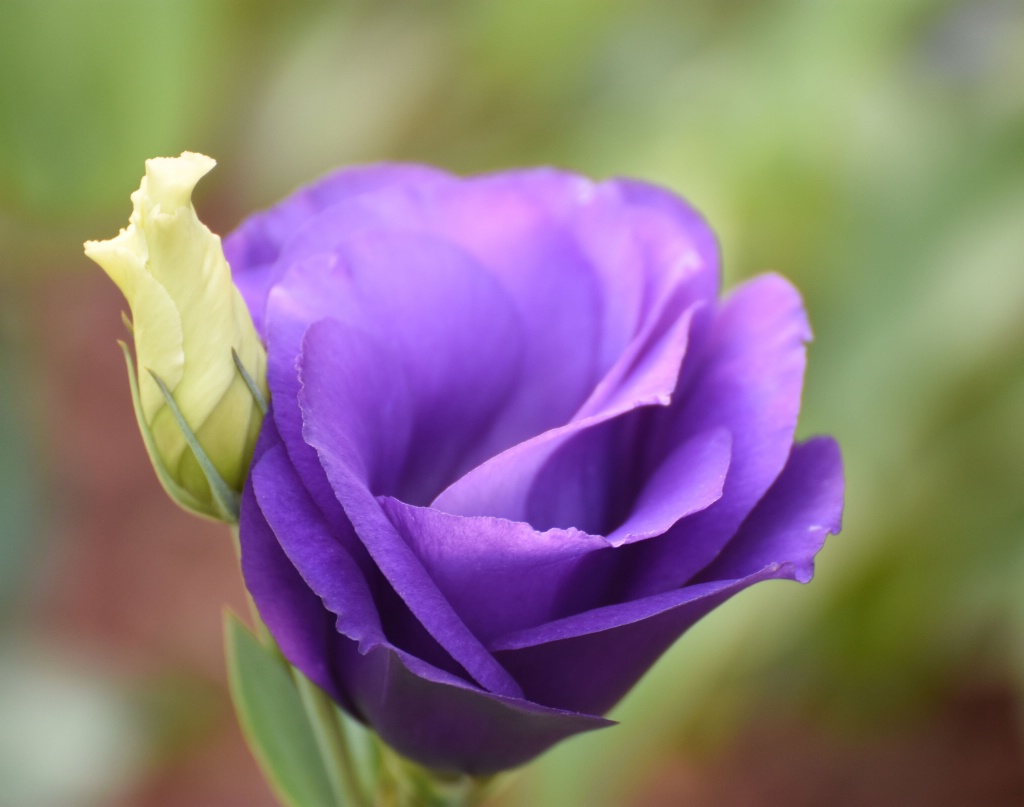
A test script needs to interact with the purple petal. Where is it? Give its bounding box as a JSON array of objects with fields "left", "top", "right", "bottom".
[
  {"left": 491, "top": 567, "right": 786, "bottom": 715},
  {"left": 433, "top": 294, "right": 702, "bottom": 525},
  {"left": 268, "top": 175, "right": 608, "bottom": 455},
  {"left": 262, "top": 255, "right": 366, "bottom": 530},
  {"left": 242, "top": 440, "right": 613, "bottom": 775},
  {"left": 487, "top": 439, "right": 843, "bottom": 717},
  {"left": 605, "top": 427, "right": 731, "bottom": 546},
  {"left": 623, "top": 273, "right": 812, "bottom": 597},
  {"left": 695, "top": 436, "right": 844, "bottom": 584},
  {"left": 333, "top": 641, "right": 612, "bottom": 775},
  {"left": 605, "top": 176, "right": 720, "bottom": 310},
  {"left": 299, "top": 319, "right": 523, "bottom": 698},
  {"left": 263, "top": 228, "right": 526, "bottom": 509},
  {"left": 250, "top": 437, "right": 485, "bottom": 686},
  {"left": 432, "top": 172, "right": 720, "bottom": 373},
  {"left": 380, "top": 498, "right": 612, "bottom": 643},
  {"left": 225, "top": 164, "right": 454, "bottom": 332},
  {"left": 272, "top": 232, "right": 524, "bottom": 501},
  {"left": 250, "top": 439, "right": 384, "bottom": 651},
  {"left": 239, "top": 434, "right": 351, "bottom": 708}
]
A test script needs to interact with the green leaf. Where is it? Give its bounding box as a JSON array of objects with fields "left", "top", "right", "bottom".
[{"left": 224, "top": 612, "right": 337, "bottom": 807}]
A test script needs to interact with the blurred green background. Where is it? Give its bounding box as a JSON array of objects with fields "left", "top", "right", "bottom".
[{"left": 1, "top": 0, "right": 1023, "bottom": 804}]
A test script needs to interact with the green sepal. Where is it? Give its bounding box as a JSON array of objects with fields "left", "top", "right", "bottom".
[
  {"left": 224, "top": 612, "right": 338, "bottom": 807},
  {"left": 376, "top": 744, "right": 505, "bottom": 807},
  {"left": 233, "top": 347, "right": 268, "bottom": 416},
  {"left": 148, "top": 368, "right": 240, "bottom": 522},
  {"left": 118, "top": 340, "right": 207, "bottom": 516}
]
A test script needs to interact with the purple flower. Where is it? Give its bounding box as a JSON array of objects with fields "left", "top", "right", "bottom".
[{"left": 227, "top": 165, "right": 844, "bottom": 775}]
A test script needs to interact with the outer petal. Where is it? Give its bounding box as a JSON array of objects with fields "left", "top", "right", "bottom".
[
  {"left": 605, "top": 177, "right": 720, "bottom": 309},
  {"left": 694, "top": 436, "right": 844, "bottom": 584},
  {"left": 488, "top": 437, "right": 843, "bottom": 716},
  {"left": 239, "top": 429, "right": 349, "bottom": 707},
  {"left": 265, "top": 178, "right": 606, "bottom": 456},
  {"left": 380, "top": 499, "right": 612, "bottom": 643},
  {"left": 228, "top": 166, "right": 721, "bottom": 457},
  {"left": 278, "top": 233, "right": 525, "bottom": 501},
  {"left": 623, "top": 273, "right": 811, "bottom": 597},
  {"left": 249, "top": 433, "right": 487, "bottom": 687},
  {"left": 240, "top": 442, "right": 611, "bottom": 775},
  {"left": 260, "top": 228, "right": 524, "bottom": 525},
  {"left": 299, "top": 319, "right": 523, "bottom": 698},
  {"left": 338, "top": 641, "right": 612, "bottom": 776},
  {"left": 225, "top": 164, "right": 454, "bottom": 332},
  {"left": 492, "top": 569, "right": 785, "bottom": 715}
]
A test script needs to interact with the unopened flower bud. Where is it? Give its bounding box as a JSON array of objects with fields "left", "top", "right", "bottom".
[{"left": 85, "top": 152, "right": 267, "bottom": 521}]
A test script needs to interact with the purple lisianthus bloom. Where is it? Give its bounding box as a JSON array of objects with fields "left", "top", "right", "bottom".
[{"left": 227, "top": 165, "right": 844, "bottom": 775}]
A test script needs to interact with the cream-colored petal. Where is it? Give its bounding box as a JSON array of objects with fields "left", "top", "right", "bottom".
[{"left": 84, "top": 152, "right": 267, "bottom": 520}]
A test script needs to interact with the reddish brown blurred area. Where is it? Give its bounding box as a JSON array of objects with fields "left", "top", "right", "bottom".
[
  {"left": 634, "top": 686, "right": 1024, "bottom": 807},
  {"left": 29, "top": 269, "right": 276, "bottom": 806}
]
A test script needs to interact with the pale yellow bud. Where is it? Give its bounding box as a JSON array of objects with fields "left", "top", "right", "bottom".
[{"left": 85, "top": 152, "right": 267, "bottom": 521}]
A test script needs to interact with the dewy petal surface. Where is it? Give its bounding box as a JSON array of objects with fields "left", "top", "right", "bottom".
[{"left": 695, "top": 436, "right": 844, "bottom": 584}]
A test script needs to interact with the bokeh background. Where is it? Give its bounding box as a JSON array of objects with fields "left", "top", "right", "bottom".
[{"left": 2, "top": 1, "right": 1023, "bottom": 805}]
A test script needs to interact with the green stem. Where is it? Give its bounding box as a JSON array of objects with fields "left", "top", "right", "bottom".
[
  {"left": 229, "top": 525, "right": 369, "bottom": 807},
  {"left": 226, "top": 527, "right": 501, "bottom": 807},
  {"left": 292, "top": 669, "right": 371, "bottom": 807},
  {"left": 375, "top": 740, "right": 507, "bottom": 807}
]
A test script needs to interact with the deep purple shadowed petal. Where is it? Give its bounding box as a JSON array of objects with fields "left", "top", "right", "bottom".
[
  {"left": 623, "top": 273, "right": 812, "bottom": 598},
  {"left": 239, "top": 426, "right": 350, "bottom": 708},
  {"left": 251, "top": 435, "right": 489, "bottom": 685},
  {"left": 251, "top": 439, "right": 384, "bottom": 653},
  {"left": 299, "top": 319, "right": 523, "bottom": 698},
  {"left": 492, "top": 568, "right": 785, "bottom": 715},
  {"left": 338, "top": 641, "right": 612, "bottom": 776},
  {"left": 380, "top": 498, "right": 611, "bottom": 643},
  {"left": 605, "top": 427, "right": 731, "bottom": 545},
  {"left": 240, "top": 439, "right": 612, "bottom": 774},
  {"left": 488, "top": 436, "right": 841, "bottom": 716},
  {"left": 432, "top": 295, "right": 702, "bottom": 524}
]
